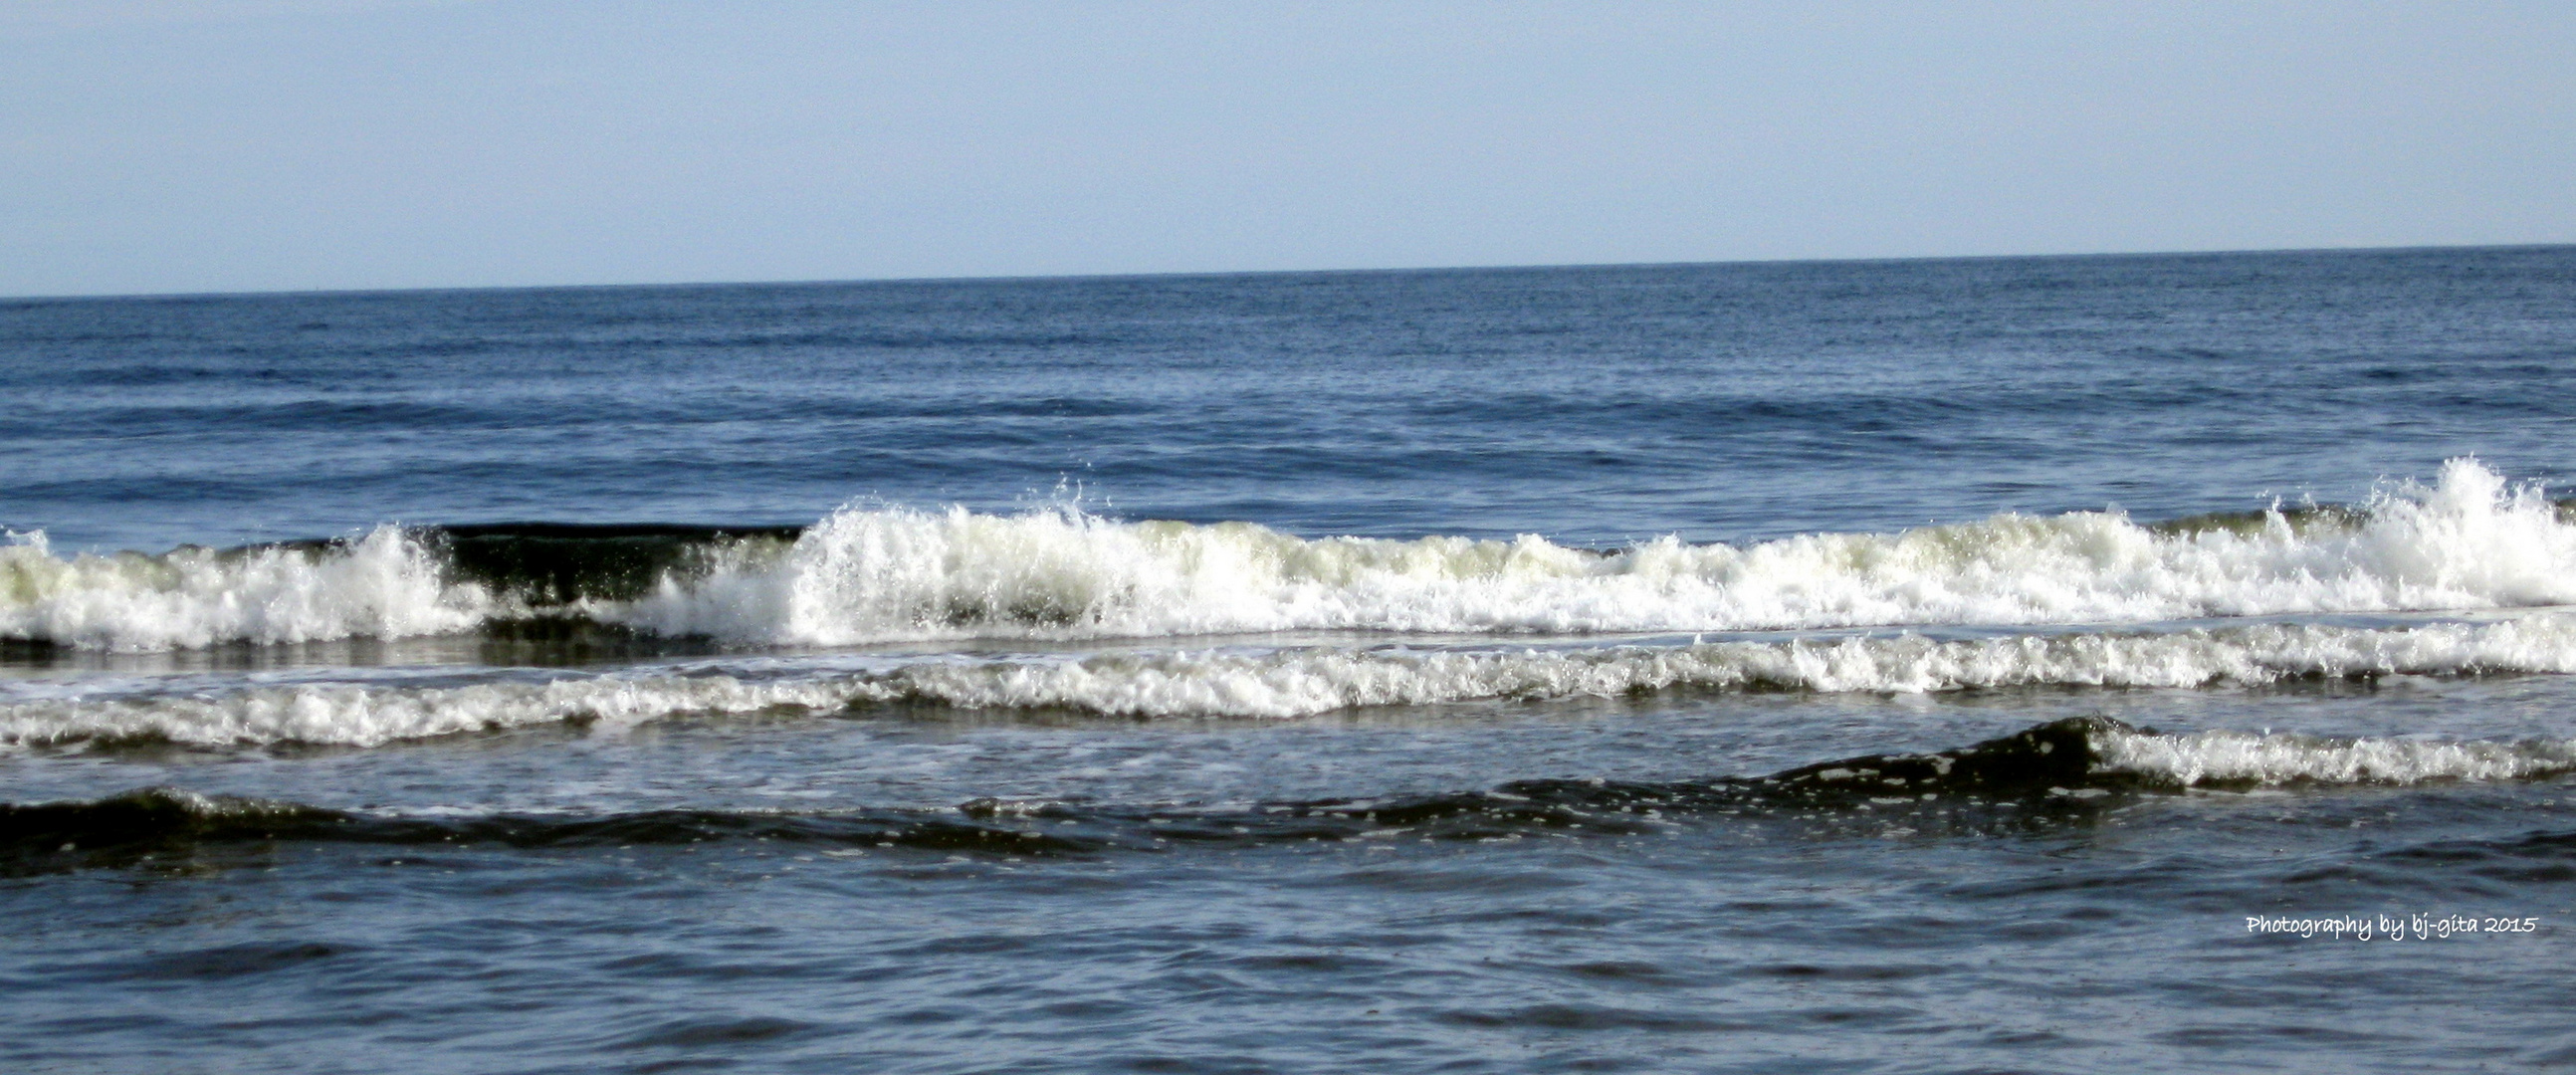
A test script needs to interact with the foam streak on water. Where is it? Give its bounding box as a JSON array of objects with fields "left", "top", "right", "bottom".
[{"left": 9, "top": 611, "right": 2576, "bottom": 747}]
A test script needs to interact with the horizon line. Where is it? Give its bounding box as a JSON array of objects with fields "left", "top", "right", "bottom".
[{"left": 8, "top": 240, "right": 2572, "bottom": 305}]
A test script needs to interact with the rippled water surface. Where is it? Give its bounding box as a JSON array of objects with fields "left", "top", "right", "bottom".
[{"left": 6, "top": 247, "right": 2576, "bottom": 1072}]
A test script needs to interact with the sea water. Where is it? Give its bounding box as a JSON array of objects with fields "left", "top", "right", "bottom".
[{"left": 5, "top": 247, "right": 2576, "bottom": 1072}]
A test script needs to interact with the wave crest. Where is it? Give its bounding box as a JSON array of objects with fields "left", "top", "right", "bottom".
[
  {"left": 608, "top": 459, "right": 2576, "bottom": 645},
  {"left": 1, "top": 528, "right": 485, "bottom": 651},
  {"left": 6, "top": 459, "right": 2574, "bottom": 651}
]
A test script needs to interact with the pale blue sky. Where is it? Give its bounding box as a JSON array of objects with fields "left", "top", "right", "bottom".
[{"left": 4, "top": 0, "right": 2571, "bottom": 297}]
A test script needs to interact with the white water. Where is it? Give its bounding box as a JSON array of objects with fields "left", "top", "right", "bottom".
[
  {"left": 2095, "top": 728, "right": 2576, "bottom": 786},
  {"left": 11, "top": 612, "right": 2576, "bottom": 747},
  {"left": 0, "top": 528, "right": 483, "bottom": 650},
  {"left": 7, "top": 459, "right": 2574, "bottom": 652}
]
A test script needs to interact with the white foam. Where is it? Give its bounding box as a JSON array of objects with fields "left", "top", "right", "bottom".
[
  {"left": 608, "top": 458, "right": 2576, "bottom": 645},
  {"left": 8, "top": 460, "right": 2576, "bottom": 651},
  {"left": 14, "top": 612, "right": 2576, "bottom": 746},
  {"left": 2095, "top": 728, "right": 2576, "bottom": 786},
  {"left": 853, "top": 614, "right": 2576, "bottom": 718},
  {"left": 0, "top": 527, "right": 488, "bottom": 651},
  {"left": 0, "top": 674, "right": 874, "bottom": 749}
]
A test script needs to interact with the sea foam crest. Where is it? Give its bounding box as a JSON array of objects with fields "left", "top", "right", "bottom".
[
  {"left": 6, "top": 459, "right": 2574, "bottom": 651},
  {"left": 2095, "top": 729, "right": 2576, "bottom": 786},
  {"left": 611, "top": 458, "right": 2576, "bottom": 645},
  {"left": 0, "top": 528, "right": 486, "bottom": 651},
  {"left": 12, "top": 613, "right": 2576, "bottom": 747}
]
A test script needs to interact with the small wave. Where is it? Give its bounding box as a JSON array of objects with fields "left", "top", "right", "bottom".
[
  {"left": 1748, "top": 718, "right": 2576, "bottom": 794},
  {"left": 7, "top": 459, "right": 2575, "bottom": 652},
  {"left": 0, "top": 787, "right": 1085, "bottom": 875},
  {"left": 13, "top": 717, "right": 2573, "bottom": 872},
  {"left": 10, "top": 614, "right": 2576, "bottom": 748},
  {"left": 2093, "top": 728, "right": 2576, "bottom": 787}
]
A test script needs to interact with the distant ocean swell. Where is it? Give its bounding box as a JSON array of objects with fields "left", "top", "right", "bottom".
[
  {"left": 5, "top": 459, "right": 2573, "bottom": 652},
  {"left": 12, "top": 614, "right": 2576, "bottom": 748}
]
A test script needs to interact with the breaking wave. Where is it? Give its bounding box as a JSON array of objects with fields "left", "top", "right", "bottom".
[
  {"left": 12, "top": 612, "right": 2576, "bottom": 748},
  {"left": 6, "top": 459, "right": 2574, "bottom": 652},
  {"left": 0, "top": 527, "right": 481, "bottom": 651}
]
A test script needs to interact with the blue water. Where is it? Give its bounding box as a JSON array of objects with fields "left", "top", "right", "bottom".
[
  {"left": 13, "top": 247, "right": 2573, "bottom": 553},
  {"left": 6, "top": 246, "right": 2576, "bottom": 1072}
]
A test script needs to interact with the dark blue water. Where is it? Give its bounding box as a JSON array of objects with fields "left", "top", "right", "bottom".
[
  {"left": 6, "top": 246, "right": 2576, "bottom": 1072},
  {"left": 12, "top": 247, "right": 2573, "bottom": 553}
]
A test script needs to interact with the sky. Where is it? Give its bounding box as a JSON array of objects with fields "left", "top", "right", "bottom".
[{"left": 3, "top": 0, "right": 2572, "bottom": 297}]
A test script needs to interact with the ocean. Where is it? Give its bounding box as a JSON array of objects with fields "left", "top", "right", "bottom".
[{"left": 5, "top": 246, "right": 2575, "bottom": 1072}]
